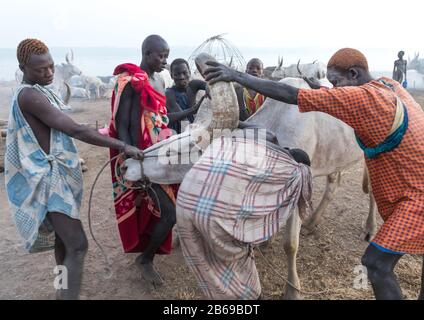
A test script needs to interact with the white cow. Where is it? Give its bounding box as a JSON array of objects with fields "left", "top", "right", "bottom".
[
  {"left": 272, "top": 57, "right": 327, "bottom": 80},
  {"left": 80, "top": 75, "right": 105, "bottom": 99},
  {"left": 70, "top": 74, "right": 115, "bottom": 99},
  {"left": 69, "top": 86, "right": 90, "bottom": 99},
  {"left": 55, "top": 50, "right": 83, "bottom": 82}
]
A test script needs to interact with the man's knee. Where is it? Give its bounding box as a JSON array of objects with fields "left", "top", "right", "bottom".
[
  {"left": 361, "top": 252, "right": 375, "bottom": 270},
  {"left": 362, "top": 247, "right": 395, "bottom": 280},
  {"left": 155, "top": 189, "right": 177, "bottom": 227},
  {"left": 66, "top": 233, "right": 88, "bottom": 257}
]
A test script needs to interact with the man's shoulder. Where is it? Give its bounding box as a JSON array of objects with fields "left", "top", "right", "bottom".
[{"left": 18, "top": 86, "right": 45, "bottom": 108}]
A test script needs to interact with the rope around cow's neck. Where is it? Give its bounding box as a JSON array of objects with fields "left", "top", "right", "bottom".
[{"left": 87, "top": 152, "right": 162, "bottom": 279}]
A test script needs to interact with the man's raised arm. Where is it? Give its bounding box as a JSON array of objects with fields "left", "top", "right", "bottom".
[
  {"left": 204, "top": 61, "right": 299, "bottom": 105},
  {"left": 19, "top": 87, "right": 142, "bottom": 158}
]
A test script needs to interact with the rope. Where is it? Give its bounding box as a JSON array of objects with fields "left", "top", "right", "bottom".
[
  {"left": 87, "top": 152, "right": 163, "bottom": 278},
  {"left": 87, "top": 154, "right": 119, "bottom": 278},
  {"left": 256, "top": 246, "right": 346, "bottom": 296}
]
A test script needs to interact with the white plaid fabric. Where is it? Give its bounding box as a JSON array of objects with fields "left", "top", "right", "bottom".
[{"left": 177, "top": 136, "right": 312, "bottom": 299}]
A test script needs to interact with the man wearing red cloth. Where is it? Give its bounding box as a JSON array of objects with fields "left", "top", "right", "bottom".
[{"left": 108, "top": 35, "right": 177, "bottom": 286}]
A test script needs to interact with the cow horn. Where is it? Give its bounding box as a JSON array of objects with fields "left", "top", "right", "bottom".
[
  {"left": 297, "top": 59, "right": 304, "bottom": 76},
  {"left": 63, "top": 82, "right": 71, "bottom": 105},
  {"left": 65, "top": 52, "right": 70, "bottom": 64},
  {"left": 194, "top": 53, "right": 239, "bottom": 133},
  {"left": 278, "top": 55, "right": 284, "bottom": 69}
]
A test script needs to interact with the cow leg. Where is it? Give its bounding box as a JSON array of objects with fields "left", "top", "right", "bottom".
[
  {"left": 172, "top": 226, "right": 180, "bottom": 249},
  {"left": 361, "top": 166, "right": 377, "bottom": 242},
  {"left": 304, "top": 172, "right": 341, "bottom": 234},
  {"left": 85, "top": 85, "right": 91, "bottom": 99},
  {"left": 361, "top": 192, "right": 378, "bottom": 242},
  {"left": 282, "top": 208, "right": 302, "bottom": 300},
  {"left": 96, "top": 86, "right": 100, "bottom": 99}
]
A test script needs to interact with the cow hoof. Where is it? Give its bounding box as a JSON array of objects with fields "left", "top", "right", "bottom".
[
  {"left": 301, "top": 223, "right": 319, "bottom": 237},
  {"left": 172, "top": 227, "right": 180, "bottom": 249},
  {"left": 172, "top": 234, "right": 180, "bottom": 249},
  {"left": 81, "top": 165, "right": 89, "bottom": 173},
  {"left": 282, "top": 290, "right": 302, "bottom": 300}
]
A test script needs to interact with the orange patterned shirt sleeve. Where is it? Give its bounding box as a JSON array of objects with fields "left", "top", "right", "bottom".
[{"left": 297, "top": 82, "right": 398, "bottom": 146}]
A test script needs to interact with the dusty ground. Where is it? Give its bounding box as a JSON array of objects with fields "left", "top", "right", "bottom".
[{"left": 0, "top": 82, "right": 422, "bottom": 300}]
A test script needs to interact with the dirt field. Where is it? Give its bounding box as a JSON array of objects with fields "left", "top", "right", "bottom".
[{"left": 0, "top": 82, "right": 422, "bottom": 300}]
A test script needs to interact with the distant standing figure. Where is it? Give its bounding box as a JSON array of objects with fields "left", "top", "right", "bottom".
[{"left": 393, "top": 51, "right": 407, "bottom": 86}]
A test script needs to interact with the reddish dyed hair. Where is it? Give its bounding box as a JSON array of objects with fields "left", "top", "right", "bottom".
[
  {"left": 328, "top": 48, "right": 369, "bottom": 72},
  {"left": 17, "top": 39, "right": 49, "bottom": 65}
]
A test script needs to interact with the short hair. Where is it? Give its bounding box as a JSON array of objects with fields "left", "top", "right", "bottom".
[
  {"left": 17, "top": 39, "right": 49, "bottom": 66},
  {"left": 142, "top": 34, "right": 167, "bottom": 55},
  {"left": 328, "top": 48, "right": 369, "bottom": 72},
  {"left": 247, "top": 58, "right": 264, "bottom": 69},
  {"left": 170, "top": 58, "right": 190, "bottom": 73}
]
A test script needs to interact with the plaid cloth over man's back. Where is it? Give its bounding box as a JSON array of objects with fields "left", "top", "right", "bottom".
[{"left": 176, "top": 136, "right": 312, "bottom": 299}]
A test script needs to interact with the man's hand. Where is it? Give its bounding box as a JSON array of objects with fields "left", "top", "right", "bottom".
[
  {"left": 123, "top": 145, "right": 144, "bottom": 160},
  {"left": 303, "top": 77, "right": 322, "bottom": 90},
  {"left": 204, "top": 61, "right": 237, "bottom": 85}
]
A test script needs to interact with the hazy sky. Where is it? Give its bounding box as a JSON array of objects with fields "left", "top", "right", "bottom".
[{"left": 1, "top": 0, "right": 423, "bottom": 50}]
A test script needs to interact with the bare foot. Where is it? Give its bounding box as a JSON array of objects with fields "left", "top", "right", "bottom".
[{"left": 135, "top": 256, "right": 164, "bottom": 287}]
